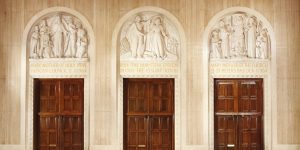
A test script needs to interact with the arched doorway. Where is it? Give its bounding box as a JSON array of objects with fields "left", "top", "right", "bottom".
[
  {"left": 111, "top": 6, "right": 187, "bottom": 150},
  {"left": 21, "top": 7, "right": 95, "bottom": 150},
  {"left": 202, "top": 7, "right": 276, "bottom": 150}
]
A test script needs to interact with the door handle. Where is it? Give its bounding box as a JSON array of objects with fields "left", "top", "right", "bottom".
[
  {"left": 137, "top": 145, "right": 146, "bottom": 148},
  {"left": 49, "top": 144, "right": 56, "bottom": 147},
  {"left": 227, "top": 144, "right": 234, "bottom": 147}
]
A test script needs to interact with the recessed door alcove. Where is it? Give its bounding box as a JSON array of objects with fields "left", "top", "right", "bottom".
[
  {"left": 112, "top": 6, "right": 187, "bottom": 150},
  {"left": 21, "top": 7, "right": 95, "bottom": 150},
  {"left": 202, "top": 7, "right": 276, "bottom": 150}
]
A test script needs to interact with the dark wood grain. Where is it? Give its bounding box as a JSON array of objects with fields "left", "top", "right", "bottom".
[
  {"left": 214, "top": 79, "right": 263, "bottom": 150},
  {"left": 124, "top": 78, "right": 174, "bottom": 150},
  {"left": 34, "top": 79, "right": 84, "bottom": 150}
]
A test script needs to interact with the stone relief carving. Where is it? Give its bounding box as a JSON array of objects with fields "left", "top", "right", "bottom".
[
  {"left": 120, "top": 12, "right": 180, "bottom": 61},
  {"left": 29, "top": 13, "right": 89, "bottom": 59},
  {"left": 209, "top": 13, "right": 270, "bottom": 59}
]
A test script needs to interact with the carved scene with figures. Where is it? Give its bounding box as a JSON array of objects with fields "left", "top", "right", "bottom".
[
  {"left": 119, "top": 12, "right": 180, "bottom": 61},
  {"left": 28, "top": 13, "right": 89, "bottom": 59},
  {"left": 209, "top": 13, "right": 270, "bottom": 60}
]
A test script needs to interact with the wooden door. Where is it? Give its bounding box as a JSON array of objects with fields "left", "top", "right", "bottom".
[
  {"left": 124, "top": 78, "right": 174, "bottom": 150},
  {"left": 34, "top": 79, "right": 83, "bottom": 150},
  {"left": 214, "top": 79, "right": 263, "bottom": 150}
]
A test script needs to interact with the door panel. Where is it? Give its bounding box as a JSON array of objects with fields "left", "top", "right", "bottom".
[
  {"left": 215, "top": 116, "right": 237, "bottom": 150},
  {"left": 61, "top": 116, "right": 83, "bottom": 150},
  {"left": 238, "top": 80, "right": 262, "bottom": 113},
  {"left": 150, "top": 116, "right": 173, "bottom": 150},
  {"left": 38, "top": 116, "right": 59, "bottom": 150},
  {"left": 34, "top": 79, "right": 84, "bottom": 150},
  {"left": 126, "top": 116, "right": 148, "bottom": 150},
  {"left": 238, "top": 115, "right": 262, "bottom": 150},
  {"left": 60, "top": 80, "right": 83, "bottom": 113},
  {"left": 215, "top": 81, "right": 238, "bottom": 113},
  {"left": 127, "top": 81, "right": 148, "bottom": 114},
  {"left": 149, "top": 81, "right": 173, "bottom": 114},
  {"left": 214, "top": 79, "right": 263, "bottom": 150},
  {"left": 39, "top": 80, "right": 59, "bottom": 114},
  {"left": 124, "top": 79, "right": 174, "bottom": 150}
]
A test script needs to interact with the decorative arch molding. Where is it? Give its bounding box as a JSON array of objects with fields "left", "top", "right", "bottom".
[
  {"left": 111, "top": 6, "right": 187, "bottom": 150},
  {"left": 202, "top": 7, "right": 277, "bottom": 150},
  {"left": 20, "top": 7, "right": 95, "bottom": 150}
]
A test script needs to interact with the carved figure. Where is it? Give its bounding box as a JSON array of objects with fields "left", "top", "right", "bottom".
[
  {"left": 126, "top": 15, "right": 145, "bottom": 58},
  {"left": 30, "top": 25, "right": 40, "bottom": 58},
  {"left": 76, "top": 22, "right": 88, "bottom": 58},
  {"left": 246, "top": 17, "right": 257, "bottom": 58},
  {"left": 210, "top": 30, "right": 222, "bottom": 58},
  {"left": 39, "top": 20, "right": 53, "bottom": 58},
  {"left": 166, "top": 37, "right": 179, "bottom": 55},
  {"left": 144, "top": 17, "right": 153, "bottom": 55},
  {"left": 231, "top": 15, "right": 246, "bottom": 57},
  {"left": 29, "top": 14, "right": 89, "bottom": 59},
  {"left": 219, "top": 20, "right": 230, "bottom": 58},
  {"left": 209, "top": 13, "right": 270, "bottom": 60},
  {"left": 120, "top": 12, "right": 179, "bottom": 60},
  {"left": 52, "top": 15, "right": 66, "bottom": 58},
  {"left": 256, "top": 29, "right": 268, "bottom": 59},
  {"left": 64, "top": 16, "right": 77, "bottom": 58},
  {"left": 146, "top": 16, "right": 168, "bottom": 59}
]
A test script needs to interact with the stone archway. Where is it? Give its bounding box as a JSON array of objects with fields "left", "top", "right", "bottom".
[
  {"left": 21, "top": 7, "right": 95, "bottom": 150},
  {"left": 111, "top": 6, "right": 187, "bottom": 150},
  {"left": 202, "top": 7, "right": 277, "bottom": 150}
]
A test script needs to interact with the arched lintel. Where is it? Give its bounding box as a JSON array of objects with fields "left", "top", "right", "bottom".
[
  {"left": 112, "top": 6, "right": 187, "bottom": 67},
  {"left": 112, "top": 6, "right": 187, "bottom": 48},
  {"left": 202, "top": 7, "right": 276, "bottom": 60},
  {"left": 21, "top": 6, "right": 95, "bottom": 60}
]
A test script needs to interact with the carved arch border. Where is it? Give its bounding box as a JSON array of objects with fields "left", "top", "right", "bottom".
[
  {"left": 202, "top": 7, "right": 277, "bottom": 150},
  {"left": 20, "top": 7, "right": 95, "bottom": 150},
  {"left": 111, "top": 6, "right": 187, "bottom": 150}
]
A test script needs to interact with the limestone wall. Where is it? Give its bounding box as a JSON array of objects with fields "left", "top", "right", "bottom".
[{"left": 0, "top": 0, "right": 299, "bottom": 149}]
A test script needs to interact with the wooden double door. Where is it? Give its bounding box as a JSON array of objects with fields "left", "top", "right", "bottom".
[
  {"left": 34, "top": 79, "right": 84, "bottom": 150},
  {"left": 214, "top": 79, "right": 264, "bottom": 150},
  {"left": 124, "top": 78, "right": 174, "bottom": 150}
]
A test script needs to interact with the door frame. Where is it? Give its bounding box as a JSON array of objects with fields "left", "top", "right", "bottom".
[
  {"left": 33, "top": 78, "right": 85, "bottom": 150},
  {"left": 30, "top": 76, "right": 89, "bottom": 150},
  {"left": 208, "top": 74, "right": 271, "bottom": 150},
  {"left": 213, "top": 78, "right": 264, "bottom": 149},
  {"left": 117, "top": 76, "right": 181, "bottom": 150},
  {"left": 123, "top": 78, "right": 175, "bottom": 150}
]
